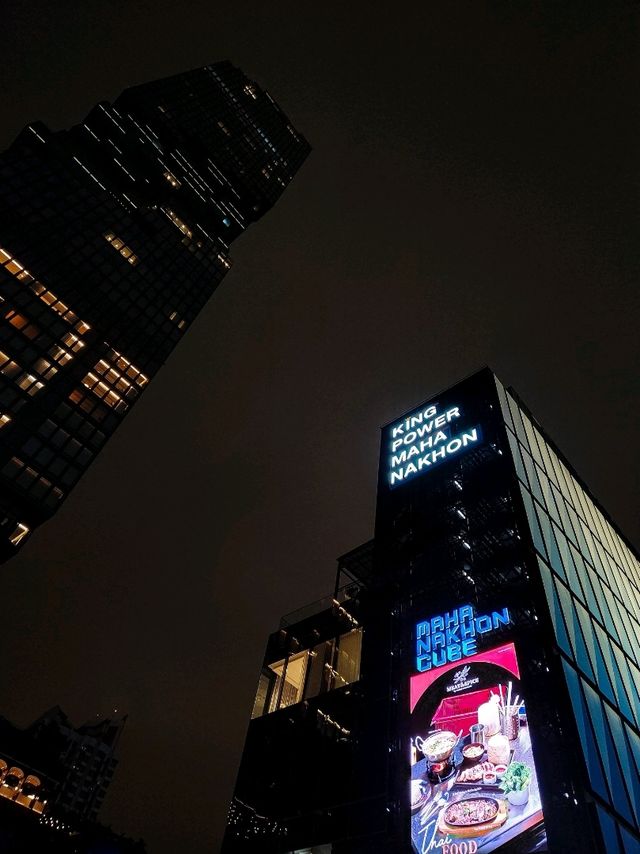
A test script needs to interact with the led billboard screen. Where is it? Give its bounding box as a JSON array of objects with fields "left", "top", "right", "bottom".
[{"left": 409, "top": 607, "right": 545, "bottom": 853}]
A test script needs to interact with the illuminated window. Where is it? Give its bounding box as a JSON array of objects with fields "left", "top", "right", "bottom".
[
  {"left": 268, "top": 651, "right": 309, "bottom": 713},
  {"left": 333, "top": 629, "right": 362, "bottom": 687},
  {"left": 5, "top": 311, "right": 39, "bottom": 340},
  {"left": 163, "top": 209, "right": 193, "bottom": 240},
  {"left": 9, "top": 522, "right": 29, "bottom": 546},
  {"left": 252, "top": 628, "right": 363, "bottom": 718},
  {"left": 49, "top": 346, "right": 73, "bottom": 366},
  {"left": 163, "top": 170, "right": 181, "bottom": 188},
  {"left": 0, "top": 351, "right": 20, "bottom": 379},
  {"left": 61, "top": 332, "right": 84, "bottom": 353},
  {"left": 103, "top": 232, "right": 139, "bottom": 266},
  {"left": 17, "top": 374, "right": 45, "bottom": 396},
  {"left": 0, "top": 414, "right": 10, "bottom": 428},
  {"left": 0, "top": 246, "right": 89, "bottom": 330}
]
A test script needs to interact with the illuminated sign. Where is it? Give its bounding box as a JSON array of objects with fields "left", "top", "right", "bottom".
[
  {"left": 387, "top": 402, "right": 481, "bottom": 487},
  {"left": 416, "top": 605, "right": 510, "bottom": 672}
]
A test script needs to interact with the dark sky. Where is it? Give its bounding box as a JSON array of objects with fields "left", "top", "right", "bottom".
[{"left": 1, "top": 3, "right": 638, "bottom": 852}]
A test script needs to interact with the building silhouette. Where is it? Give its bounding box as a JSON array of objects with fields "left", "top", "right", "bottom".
[
  {"left": 223, "top": 368, "right": 640, "bottom": 853},
  {"left": 0, "top": 62, "right": 309, "bottom": 562},
  {"left": 0, "top": 705, "right": 125, "bottom": 822},
  {"left": 0, "top": 705, "right": 143, "bottom": 852}
]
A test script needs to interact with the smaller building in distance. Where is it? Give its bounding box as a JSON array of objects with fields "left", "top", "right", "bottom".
[
  {"left": 0, "top": 705, "right": 125, "bottom": 823},
  {"left": 223, "top": 368, "right": 640, "bottom": 854},
  {"left": 0, "top": 61, "right": 309, "bottom": 562}
]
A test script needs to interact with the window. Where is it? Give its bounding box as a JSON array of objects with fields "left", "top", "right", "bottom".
[
  {"left": 8, "top": 523, "right": 29, "bottom": 546},
  {"left": 0, "top": 246, "right": 89, "bottom": 332},
  {"left": 103, "top": 231, "right": 139, "bottom": 266},
  {"left": 163, "top": 170, "right": 181, "bottom": 188},
  {"left": 251, "top": 628, "right": 363, "bottom": 718},
  {"left": 268, "top": 651, "right": 309, "bottom": 713}
]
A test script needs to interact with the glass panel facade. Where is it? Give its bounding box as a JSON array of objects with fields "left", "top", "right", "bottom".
[
  {"left": 251, "top": 628, "right": 363, "bottom": 717},
  {"left": 497, "top": 378, "right": 640, "bottom": 847}
]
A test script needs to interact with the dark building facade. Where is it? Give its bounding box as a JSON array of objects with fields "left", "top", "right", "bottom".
[
  {"left": 223, "top": 368, "right": 640, "bottom": 854},
  {"left": 0, "top": 62, "right": 309, "bottom": 561},
  {"left": 0, "top": 705, "right": 125, "bottom": 822},
  {"left": 0, "top": 705, "right": 142, "bottom": 852}
]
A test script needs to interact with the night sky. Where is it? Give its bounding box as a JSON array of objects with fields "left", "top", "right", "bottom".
[{"left": 1, "top": 3, "right": 638, "bottom": 852}]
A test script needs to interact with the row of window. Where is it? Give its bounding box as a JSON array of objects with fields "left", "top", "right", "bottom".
[
  {"left": 0, "top": 245, "right": 91, "bottom": 334},
  {"left": 103, "top": 231, "right": 139, "bottom": 266},
  {"left": 1, "top": 455, "right": 65, "bottom": 505},
  {"left": 252, "top": 629, "right": 363, "bottom": 719}
]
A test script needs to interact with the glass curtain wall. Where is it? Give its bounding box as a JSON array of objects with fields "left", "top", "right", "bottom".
[
  {"left": 251, "top": 628, "right": 362, "bottom": 719},
  {"left": 496, "top": 378, "right": 640, "bottom": 853}
]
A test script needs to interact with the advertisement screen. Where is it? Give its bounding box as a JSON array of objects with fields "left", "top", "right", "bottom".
[{"left": 409, "top": 608, "right": 545, "bottom": 853}]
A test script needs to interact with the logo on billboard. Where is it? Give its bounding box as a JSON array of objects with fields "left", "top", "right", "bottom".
[
  {"left": 387, "top": 402, "right": 482, "bottom": 487},
  {"left": 416, "top": 604, "right": 510, "bottom": 672},
  {"left": 446, "top": 665, "right": 479, "bottom": 694}
]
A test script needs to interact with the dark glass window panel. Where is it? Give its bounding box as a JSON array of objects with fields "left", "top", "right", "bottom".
[
  {"left": 570, "top": 543, "right": 603, "bottom": 625},
  {"left": 562, "top": 660, "right": 608, "bottom": 800},
  {"left": 573, "top": 600, "right": 614, "bottom": 703},
  {"left": 620, "top": 826, "right": 640, "bottom": 853},
  {"left": 582, "top": 679, "right": 634, "bottom": 825},
  {"left": 556, "top": 579, "right": 596, "bottom": 683},
  {"left": 624, "top": 723, "right": 640, "bottom": 784},
  {"left": 596, "top": 805, "right": 621, "bottom": 854},
  {"left": 552, "top": 484, "right": 580, "bottom": 547},
  {"left": 520, "top": 486, "right": 547, "bottom": 561},
  {"left": 610, "top": 644, "right": 640, "bottom": 730},
  {"left": 537, "top": 557, "right": 572, "bottom": 657},
  {"left": 522, "top": 449, "right": 545, "bottom": 506},
  {"left": 604, "top": 704, "right": 640, "bottom": 830},
  {"left": 506, "top": 428, "right": 527, "bottom": 486},
  {"left": 540, "top": 514, "right": 568, "bottom": 585}
]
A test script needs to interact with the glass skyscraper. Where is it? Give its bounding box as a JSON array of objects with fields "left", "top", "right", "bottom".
[
  {"left": 0, "top": 62, "right": 309, "bottom": 562},
  {"left": 224, "top": 368, "right": 639, "bottom": 853}
]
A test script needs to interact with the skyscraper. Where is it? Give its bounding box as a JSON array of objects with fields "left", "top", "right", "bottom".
[
  {"left": 224, "top": 368, "right": 640, "bottom": 853},
  {"left": 0, "top": 62, "right": 309, "bottom": 562}
]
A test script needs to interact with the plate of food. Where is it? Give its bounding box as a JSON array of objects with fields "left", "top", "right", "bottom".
[
  {"left": 454, "top": 748, "right": 514, "bottom": 789},
  {"left": 444, "top": 797, "right": 500, "bottom": 827},
  {"left": 437, "top": 795, "right": 508, "bottom": 838}
]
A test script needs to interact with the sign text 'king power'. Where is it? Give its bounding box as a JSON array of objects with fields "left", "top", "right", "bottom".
[{"left": 387, "top": 401, "right": 481, "bottom": 487}]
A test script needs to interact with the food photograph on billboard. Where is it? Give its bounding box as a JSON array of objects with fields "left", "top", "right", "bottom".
[{"left": 409, "top": 604, "right": 546, "bottom": 853}]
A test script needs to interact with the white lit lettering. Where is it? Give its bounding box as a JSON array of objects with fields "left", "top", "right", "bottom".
[{"left": 387, "top": 400, "right": 481, "bottom": 487}]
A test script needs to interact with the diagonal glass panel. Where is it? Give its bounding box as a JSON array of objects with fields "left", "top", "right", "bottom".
[
  {"left": 596, "top": 804, "right": 621, "bottom": 854},
  {"left": 537, "top": 557, "right": 572, "bottom": 656},
  {"left": 519, "top": 485, "right": 547, "bottom": 560},
  {"left": 582, "top": 680, "right": 634, "bottom": 825},
  {"left": 562, "top": 660, "right": 608, "bottom": 800},
  {"left": 540, "top": 513, "right": 568, "bottom": 584},
  {"left": 573, "top": 601, "right": 614, "bottom": 703},
  {"left": 610, "top": 645, "right": 640, "bottom": 730},
  {"left": 604, "top": 704, "right": 640, "bottom": 829},
  {"left": 620, "top": 825, "right": 640, "bottom": 854},
  {"left": 556, "top": 581, "right": 595, "bottom": 683}
]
